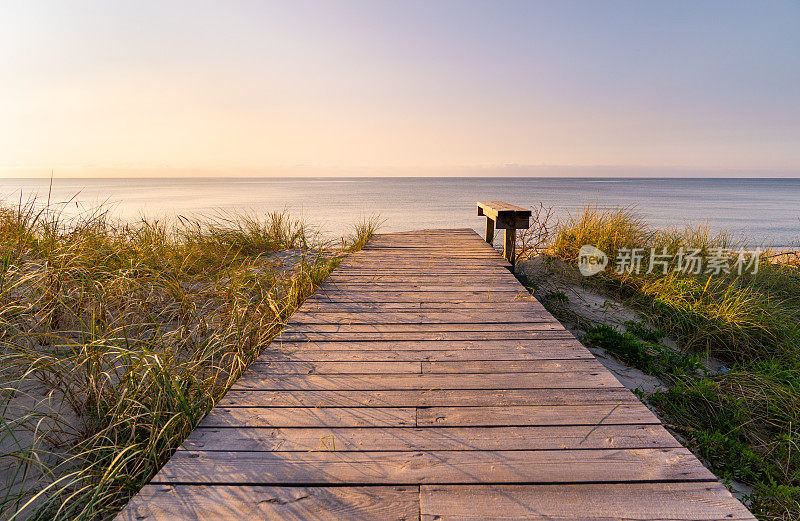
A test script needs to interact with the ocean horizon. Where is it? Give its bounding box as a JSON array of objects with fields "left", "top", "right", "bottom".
[{"left": 2, "top": 176, "right": 798, "bottom": 247}]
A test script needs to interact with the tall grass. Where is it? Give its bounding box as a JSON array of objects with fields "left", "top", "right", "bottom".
[
  {"left": 0, "top": 201, "right": 375, "bottom": 520},
  {"left": 531, "top": 205, "right": 800, "bottom": 520}
]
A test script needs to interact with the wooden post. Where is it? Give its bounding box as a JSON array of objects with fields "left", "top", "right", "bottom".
[
  {"left": 484, "top": 217, "right": 495, "bottom": 244},
  {"left": 503, "top": 226, "right": 516, "bottom": 266}
]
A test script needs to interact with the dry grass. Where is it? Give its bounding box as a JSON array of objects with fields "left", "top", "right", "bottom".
[
  {"left": 0, "top": 200, "right": 377, "bottom": 520},
  {"left": 521, "top": 204, "right": 800, "bottom": 520}
]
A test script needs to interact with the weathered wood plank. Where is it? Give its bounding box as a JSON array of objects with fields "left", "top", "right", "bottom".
[
  {"left": 257, "top": 347, "right": 593, "bottom": 362},
  {"left": 217, "top": 388, "right": 638, "bottom": 408},
  {"left": 267, "top": 338, "right": 589, "bottom": 354},
  {"left": 277, "top": 331, "right": 576, "bottom": 342},
  {"left": 199, "top": 407, "right": 415, "bottom": 428},
  {"left": 316, "top": 284, "right": 524, "bottom": 292},
  {"left": 152, "top": 448, "right": 716, "bottom": 485},
  {"left": 287, "top": 311, "right": 556, "bottom": 325},
  {"left": 115, "top": 485, "right": 420, "bottom": 521},
  {"left": 420, "top": 483, "right": 756, "bottom": 520},
  {"left": 202, "top": 404, "right": 653, "bottom": 428},
  {"left": 299, "top": 301, "right": 548, "bottom": 312},
  {"left": 279, "top": 322, "right": 567, "bottom": 333},
  {"left": 326, "top": 272, "right": 520, "bottom": 279},
  {"left": 182, "top": 425, "right": 681, "bottom": 452},
  {"left": 417, "top": 404, "right": 659, "bottom": 426},
  {"left": 420, "top": 359, "right": 605, "bottom": 374},
  {"left": 231, "top": 371, "right": 624, "bottom": 391},
  {"left": 332, "top": 267, "right": 514, "bottom": 274},
  {"left": 305, "top": 291, "right": 531, "bottom": 302},
  {"left": 246, "top": 359, "right": 601, "bottom": 375},
  {"left": 347, "top": 257, "right": 505, "bottom": 263}
]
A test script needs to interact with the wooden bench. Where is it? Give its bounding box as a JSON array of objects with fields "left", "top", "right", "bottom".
[{"left": 477, "top": 201, "right": 532, "bottom": 265}]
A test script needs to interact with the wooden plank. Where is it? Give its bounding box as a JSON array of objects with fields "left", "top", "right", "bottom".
[
  {"left": 343, "top": 253, "right": 509, "bottom": 259},
  {"left": 420, "top": 483, "right": 756, "bottom": 520},
  {"left": 477, "top": 201, "right": 532, "bottom": 215},
  {"left": 247, "top": 359, "right": 600, "bottom": 375},
  {"left": 351, "top": 252, "right": 501, "bottom": 256},
  {"left": 321, "top": 278, "right": 524, "bottom": 287},
  {"left": 248, "top": 360, "right": 421, "bottom": 374},
  {"left": 421, "top": 359, "right": 605, "bottom": 374},
  {"left": 266, "top": 338, "right": 590, "bottom": 354},
  {"left": 277, "top": 331, "right": 576, "bottom": 342},
  {"left": 203, "top": 404, "right": 653, "bottom": 428},
  {"left": 115, "top": 485, "right": 419, "bottom": 521},
  {"left": 256, "top": 348, "right": 593, "bottom": 362},
  {"left": 335, "top": 261, "right": 510, "bottom": 275},
  {"left": 231, "top": 372, "right": 624, "bottom": 391},
  {"left": 199, "top": 407, "right": 415, "bottom": 428},
  {"left": 325, "top": 273, "right": 519, "bottom": 279},
  {"left": 330, "top": 271, "right": 511, "bottom": 277},
  {"left": 339, "top": 261, "right": 511, "bottom": 269},
  {"left": 217, "top": 388, "right": 639, "bottom": 408},
  {"left": 316, "top": 284, "right": 524, "bottom": 292},
  {"left": 299, "top": 302, "right": 548, "bottom": 312},
  {"left": 151, "top": 448, "right": 716, "bottom": 485},
  {"left": 182, "top": 425, "right": 681, "bottom": 452},
  {"left": 287, "top": 311, "right": 556, "bottom": 325},
  {"left": 279, "top": 323, "right": 567, "bottom": 333},
  {"left": 338, "top": 262, "right": 511, "bottom": 268},
  {"left": 305, "top": 291, "right": 531, "bottom": 302},
  {"left": 417, "top": 404, "right": 659, "bottom": 427}
]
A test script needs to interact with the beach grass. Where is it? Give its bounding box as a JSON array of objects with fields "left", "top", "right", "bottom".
[
  {"left": 529, "top": 205, "right": 800, "bottom": 520},
  {"left": 0, "top": 200, "right": 377, "bottom": 520}
]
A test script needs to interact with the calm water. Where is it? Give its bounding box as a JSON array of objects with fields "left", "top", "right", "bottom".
[{"left": 1, "top": 177, "right": 798, "bottom": 247}]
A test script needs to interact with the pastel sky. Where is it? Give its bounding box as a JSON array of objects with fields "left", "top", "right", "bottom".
[{"left": 2, "top": 1, "right": 799, "bottom": 177}]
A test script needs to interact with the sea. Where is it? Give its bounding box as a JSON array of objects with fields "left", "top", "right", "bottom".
[{"left": 1, "top": 177, "right": 798, "bottom": 247}]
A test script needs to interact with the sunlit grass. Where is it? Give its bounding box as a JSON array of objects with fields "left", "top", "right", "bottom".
[
  {"left": 528, "top": 204, "right": 800, "bottom": 520},
  {"left": 0, "top": 200, "right": 376, "bottom": 520}
]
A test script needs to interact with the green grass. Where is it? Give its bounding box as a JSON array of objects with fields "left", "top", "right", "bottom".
[
  {"left": 583, "top": 321, "right": 704, "bottom": 376},
  {"left": 529, "top": 204, "right": 800, "bottom": 521},
  {"left": 0, "top": 200, "right": 378, "bottom": 520}
]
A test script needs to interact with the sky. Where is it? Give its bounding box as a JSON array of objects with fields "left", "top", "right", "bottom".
[{"left": 1, "top": 0, "right": 799, "bottom": 178}]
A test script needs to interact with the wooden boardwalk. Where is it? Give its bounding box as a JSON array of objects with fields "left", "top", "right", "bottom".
[{"left": 117, "top": 229, "right": 754, "bottom": 520}]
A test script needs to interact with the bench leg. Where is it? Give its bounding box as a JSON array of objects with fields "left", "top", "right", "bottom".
[
  {"left": 484, "top": 217, "right": 495, "bottom": 244},
  {"left": 503, "top": 227, "right": 516, "bottom": 267}
]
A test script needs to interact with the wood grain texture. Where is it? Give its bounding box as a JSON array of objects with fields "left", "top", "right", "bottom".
[
  {"left": 114, "top": 229, "right": 754, "bottom": 521},
  {"left": 264, "top": 338, "right": 591, "bottom": 354},
  {"left": 420, "top": 483, "right": 755, "bottom": 520},
  {"left": 217, "top": 388, "right": 639, "bottom": 408},
  {"left": 255, "top": 347, "right": 594, "bottom": 362},
  {"left": 151, "top": 448, "right": 717, "bottom": 485},
  {"left": 199, "top": 406, "right": 416, "bottom": 428},
  {"left": 287, "top": 310, "right": 556, "bottom": 324},
  {"left": 299, "top": 301, "right": 548, "bottom": 312},
  {"left": 246, "top": 358, "right": 602, "bottom": 374},
  {"left": 305, "top": 290, "right": 530, "bottom": 302},
  {"left": 182, "top": 425, "right": 681, "bottom": 452},
  {"left": 116, "top": 485, "right": 419, "bottom": 521},
  {"left": 277, "top": 331, "right": 575, "bottom": 342},
  {"left": 279, "top": 322, "right": 567, "bottom": 333},
  {"left": 230, "top": 371, "right": 624, "bottom": 391},
  {"left": 416, "top": 404, "right": 659, "bottom": 427}
]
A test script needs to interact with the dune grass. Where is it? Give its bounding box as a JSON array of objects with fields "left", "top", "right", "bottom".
[
  {"left": 0, "top": 201, "right": 377, "bottom": 520},
  {"left": 532, "top": 205, "right": 800, "bottom": 521}
]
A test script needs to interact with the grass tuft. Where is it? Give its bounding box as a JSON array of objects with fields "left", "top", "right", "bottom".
[
  {"left": 0, "top": 199, "right": 377, "bottom": 520},
  {"left": 521, "top": 203, "right": 800, "bottom": 520}
]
